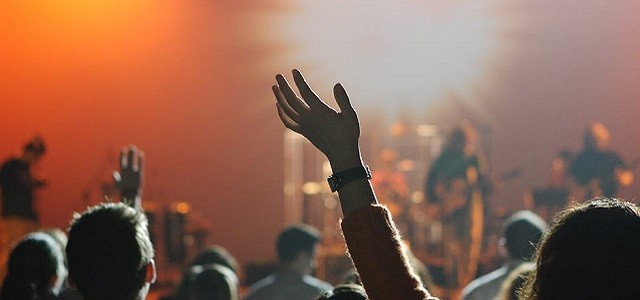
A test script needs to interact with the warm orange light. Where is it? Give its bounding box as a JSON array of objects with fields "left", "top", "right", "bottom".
[{"left": 176, "top": 202, "right": 190, "bottom": 214}]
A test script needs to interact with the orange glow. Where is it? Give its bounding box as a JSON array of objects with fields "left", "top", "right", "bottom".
[{"left": 176, "top": 202, "right": 190, "bottom": 214}]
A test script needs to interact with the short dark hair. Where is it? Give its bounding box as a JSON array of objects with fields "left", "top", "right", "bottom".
[
  {"left": 24, "top": 135, "right": 46, "bottom": 156},
  {"left": 189, "top": 245, "right": 239, "bottom": 275},
  {"left": 276, "top": 224, "right": 321, "bottom": 262},
  {"left": 521, "top": 198, "right": 640, "bottom": 299},
  {"left": 501, "top": 210, "right": 547, "bottom": 260},
  {"left": 1, "top": 232, "right": 65, "bottom": 300},
  {"left": 317, "top": 284, "right": 368, "bottom": 300},
  {"left": 66, "top": 202, "right": 154, "bottom": 300},
  {"left": 187, "top": 264, "right": 238, "bottom": 300}
]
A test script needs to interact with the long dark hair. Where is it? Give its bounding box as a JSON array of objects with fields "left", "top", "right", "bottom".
[
  {"left": 520, "top": 198, "right": 640, "bottom": 299},
  {"left": 0, "top": 232, "right": 64, "bottom": 300}
]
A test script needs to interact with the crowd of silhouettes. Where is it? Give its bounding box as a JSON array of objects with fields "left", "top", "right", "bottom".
[{"left": 0, "top": 69, "right": 639, "bottom": 300}]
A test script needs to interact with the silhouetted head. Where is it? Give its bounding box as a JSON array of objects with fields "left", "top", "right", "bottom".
[
  {"left": 277, "top": 224, "right": 321, "bottom": 275},
  {"left": 446, "top": 120, "right": 478, "bottom": 155},
  {"left": 0, "top": 232, "right": 66, "bottom": 300},
  {"left": 521, "top": 198, "right": 640, "bottom": 299},
  {"left": 186, "top": 264, "right": 238, "bottom": 300},
  {"left": 317, "top": 284, "right": 368, "bottom": 300},
  {"left": 500, "top": 210, "right": 547, "bottom": 261},
  {"left": 22, "top": 135, "right": 46, "bottom": 164},
  {"left": 583, "top": 122, "right": 610, "bottom": 151},
  {"left": 189, "top": 245, "right": 239, "bottom": 276},
  {"left": 66, "top": 202, "right": 155, "bottom": 300}
]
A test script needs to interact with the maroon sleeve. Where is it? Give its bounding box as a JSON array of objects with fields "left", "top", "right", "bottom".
[{"left": 340, "top": 204, "right": 439, "bottom": 300}]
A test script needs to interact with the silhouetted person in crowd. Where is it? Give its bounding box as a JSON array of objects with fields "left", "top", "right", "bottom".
[
  {"left": 461, "top": 210, "right": 547, "bottom": 300},
  {"left": 316, "top": 284, "right": 368, "bottom": 300},
  {"left": 0, "top": 232, "right": 66, "bottom": 300},
  {"left": 0, "top": 135, "right": 48, "bottom": 281},
  {"left": 521, "top": 198, "right": 640, "bottom": 299},
  {"left": 186, "top": 264, "right": 238, "bottom": 300},
  {"left": 66, "top": 146, "right": 155, "bottom": 300},
  {"left": 570, "top": 122, "right": 633, "bottom": 199},
  {"left": 243, "top": 224, "right": 332, "bottom": 300},
  {"left": 271, "top": 69, "right": 438, "bottom": 299},
  {"left": 166, "top": 245, "right": 239, "bottom": 300},
  {"left": 40, "top": 228, "right": 83, "bottom": 300}
]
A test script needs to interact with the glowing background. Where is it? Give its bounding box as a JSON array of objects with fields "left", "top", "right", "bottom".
[{"left": 1, "top": 0, "right": 640, "bottom": 266}]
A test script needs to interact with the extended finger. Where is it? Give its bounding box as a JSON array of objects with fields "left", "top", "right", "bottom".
[
  {"left": 120, "top": 147, "right": 128, "bottom": 170},
  {"left": 292, "top": 69, "right": 329, "bottom": 110},
  {"left": 276, "top": 74, "right": 309, "bottom": 113},
  {"left": 134, "top": 150, "right": 144, "bottom": 173},
  {"left": 273, "top": 85, "right": 301, "bottom": 123},
  {"left": 277, "top": 103, "right": 302, "bottom": 133},
  {"left": 333, "top": 83, "right": 357, "bottom": 120},
  {"left": 126, "top": 146, "right": 136, "bottom": 171},
  {"left": 113, "top": 171, "right": 122, "bottom": 183}
]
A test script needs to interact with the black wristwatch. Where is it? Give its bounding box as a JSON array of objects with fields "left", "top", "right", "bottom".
[{"left": 327, "top": 165, "right": 371, "bottom": 193}]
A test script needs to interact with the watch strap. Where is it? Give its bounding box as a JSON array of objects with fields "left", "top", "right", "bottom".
[{"left": 327, "top": 165, "right": 371, "bottom": 193}]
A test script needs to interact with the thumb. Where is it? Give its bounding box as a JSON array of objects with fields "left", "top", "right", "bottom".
[
  {"left": 113, "top": 171, "right": 122, "bottom": 183},
  {"left": 334, "top": 83, "right": 357, "bottom": 119}
]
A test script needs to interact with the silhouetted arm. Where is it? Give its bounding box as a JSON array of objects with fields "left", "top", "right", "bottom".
[
  {"left": 113, "top": 146, "right": 144, "bottom": 210},
  {"left": 273, "top": 70, "right": 436, "bottom": 300}
]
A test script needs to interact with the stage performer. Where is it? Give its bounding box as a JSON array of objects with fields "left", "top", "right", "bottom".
[
  {"left": 424, "top": 121, "right": 492, "bottom": 295},
  {"left": 0, "top": 135, "right": 48, "bottom": 280},
  {"left": 570, "top": 122, "right": 633, "bottom": 200}
]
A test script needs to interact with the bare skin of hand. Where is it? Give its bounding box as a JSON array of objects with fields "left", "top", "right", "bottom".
[
  {"left": 273, "top": 70, "right": 376, "bottom": 215},
  {"left": 113, "top": 145, "right": 144, "bottom": 209},
  {"left": 274, "top": 69, "right": 362, "bottom": 172}
]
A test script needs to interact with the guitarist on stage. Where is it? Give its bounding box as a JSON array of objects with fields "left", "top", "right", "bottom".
[
  {"left": 424, "top": 121, "right": 492, "bottom": 295},
  {"left": 570, "top": 122, "right": 633, "bottom": 200}
]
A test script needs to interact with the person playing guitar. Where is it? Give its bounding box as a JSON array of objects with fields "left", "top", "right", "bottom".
[
  {"left": 570, "top": 122, "right": 634, "bottom": 200},
  {"left": 424, "top": 121, "right": 492, "bottom": 296}
]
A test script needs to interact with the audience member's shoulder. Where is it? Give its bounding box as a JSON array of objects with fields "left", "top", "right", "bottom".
[
  {"left": 461, "top": 266, "right": 510, "bottom": 300},
  {"left": 243, "top": 275, "right": 277, "bottom": 300},
  {"left": 302, "top": 274, "right": 333, "bottom": 292}
]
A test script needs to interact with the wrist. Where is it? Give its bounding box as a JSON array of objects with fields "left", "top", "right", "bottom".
[
  {"left": 328, "top": 148, "right": 363, "bottom": 173},
  {"left": 121, "top": 189, "right": 140, "bottom": 200}
]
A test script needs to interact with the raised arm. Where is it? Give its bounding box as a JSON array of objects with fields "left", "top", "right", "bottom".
[
  {"left": 273, "top": 70, "right": 436, "bottom": 300},
  {"left": 113, "top": 145, "right": 144, "bottom": 210}
]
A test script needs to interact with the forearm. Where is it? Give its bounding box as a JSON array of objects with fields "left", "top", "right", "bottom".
[
  {"left": 341, "top": 205, "right": 436, "bottom": 300},
  {"left": 330, "top": 151, "right": 436, "bottom": 299}
]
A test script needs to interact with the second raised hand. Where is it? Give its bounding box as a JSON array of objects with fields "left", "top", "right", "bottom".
[{"left": 273, "top": 69, "right": 363, "bottom": 172}]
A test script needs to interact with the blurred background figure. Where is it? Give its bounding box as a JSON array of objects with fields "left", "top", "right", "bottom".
[
  {"left": 371, "top": 149, "right": 410, "bottom": 219},
  {"left": 461, "top": 210, "right": 547, "bottom": 300},
  {"left": 185, "top": 263, "right": 239, "bottom": 300},
  {"left": 570, "top": 122, "right": 633, "bottom": 200},
  {"left": 164, "top": 245, "right": 239, "bottom": 300},
  {"left": 316, "top": 284, "right": 368, "bottom": 300},
  {"left": 0, "top": 135, "right": 48, "bottom": 282},
  {"left": 243, "top": 224, "right": 332, "bottom": 300},
  {"left": 425, "top": 120, "right": 492, "bottom": 294}
]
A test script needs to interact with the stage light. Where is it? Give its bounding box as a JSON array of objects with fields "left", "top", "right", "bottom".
[{"left": 273, "top": 1, "right": 499, "bottom": 114}]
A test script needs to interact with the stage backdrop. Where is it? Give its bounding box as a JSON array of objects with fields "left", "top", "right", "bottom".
[{"left": 1, "top": 0, "right": 639, "bottom": 268}]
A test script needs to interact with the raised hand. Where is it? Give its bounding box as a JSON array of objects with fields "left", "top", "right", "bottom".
[
  {"left": 113, "top": 145, "right": 144, "bottom": 209},
  {"left": 274, "top": 69, "right": 362, "bottom": 172}
]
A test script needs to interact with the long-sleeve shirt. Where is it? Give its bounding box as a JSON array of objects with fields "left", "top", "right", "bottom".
[{"left": 341, "top": 204, "right": 440, "bottom": 300}]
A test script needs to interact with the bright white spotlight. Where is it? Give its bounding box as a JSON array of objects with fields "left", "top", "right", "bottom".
[{"left": 272, "top": 1, "right": 498, "bottom": 114}]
